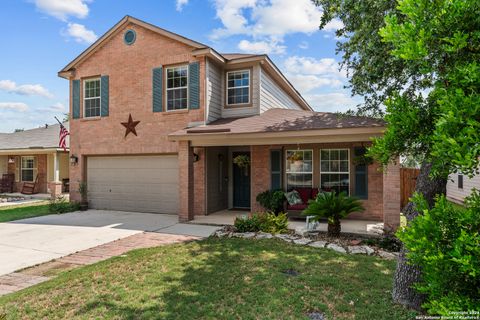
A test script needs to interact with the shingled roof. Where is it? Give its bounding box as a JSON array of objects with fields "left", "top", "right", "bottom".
[
  {"left": 170, "top": 109, "right": 385, "bottom": 137},
  {"left": 0, "top": 123, "right": 69, "bottom": 151}
]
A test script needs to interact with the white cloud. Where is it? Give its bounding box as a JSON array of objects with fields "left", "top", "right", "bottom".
[
  {"left": 34, "top": 0, "right": 90, "bottom": 21},
  {"left": 0, "top": 80, "right": 54, "bottom": 98},
  {"left": 65, "top": 23, "right": 98, "bottom": 44},
  {"left": 304, "top": 92, "right": 360, "bottom": 112},
  {"left": 0, "top": 102, "right": 29, "bottom": 112},
  {"left": 323, "top": 19, "right": 344, "bottom": 32},
  {"left": 238, "top": 39, "right": 286, "bottom": 54},
  {"left": 286, "top": 74, "right": 343, "bottom": 93},
  {"left": 284, "top": 56, "right": 345, "bottom": 76},
  {"left": 38, "top": 102, "right": 66, "bottom": 113},
  {"left": 176, "top": 0, "right": 189, "bottom": 11}
]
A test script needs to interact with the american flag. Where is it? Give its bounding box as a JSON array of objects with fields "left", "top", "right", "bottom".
[{"left": 59, "top": 123, "right": 69, "bottom": 151}]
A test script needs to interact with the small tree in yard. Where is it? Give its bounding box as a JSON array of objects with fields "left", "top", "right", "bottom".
[{"left": 302, "top": 191, "right": 364, "bottom": 237}]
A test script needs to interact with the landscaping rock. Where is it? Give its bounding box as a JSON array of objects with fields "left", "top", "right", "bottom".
[
  {"left": 308, "top": 241, "right": 327, "bottom": 248},
  {"left": 275, "top": 234, "right": 294, "bottom": 242},
  {"left": 326, "top": 243, "right": 346, "bottom": 253},
  {"left": 377, "top": 250, "right": 396, "bottom": 260},
  {"left": 348, "top": 246, "right": 367, "bottom": 254},
  {"left": 294, "top": 227, "right": 309, "bottom": 237},
  {"left": 239, "top": 232, "right": 256, "bottom": 239},
  {"left": 362, "top": 245, "right": 375, "bottom": 255},
  {"left": 307, "top": 312, "right": 325, "bottom": 320},
  {"left": 349, "top": 239, "right": 362, "bottom": 246},
  {"left": 293, "top": 238, "right": 312, "bottom": 245},
  {"left": 255, "top": 232, "right": 273, "bottom": 239}
]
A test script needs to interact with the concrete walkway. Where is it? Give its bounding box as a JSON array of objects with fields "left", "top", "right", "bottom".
[
  {"left": 0, "top": 232, "right": 200, "bottom": 296},
  {"left": 0, "top": 210, "right": 221, "bottom": 276}
]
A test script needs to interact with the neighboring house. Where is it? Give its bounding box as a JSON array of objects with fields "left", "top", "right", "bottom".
[
  {"left": 59, "top": 16, "right": 400, "bottom": 228},
  {"left": 447, "top": 172, "right": 480, "bottom": 204},
  {"left": 0, "top": 124, "right": 69, "bottom": 196}
]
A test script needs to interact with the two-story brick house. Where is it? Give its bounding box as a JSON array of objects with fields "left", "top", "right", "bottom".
[{"left": 59, "top": 16, "right": 400, "bottom": 228}]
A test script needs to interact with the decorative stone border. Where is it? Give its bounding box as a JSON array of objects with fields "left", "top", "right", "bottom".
[
  {"left": 212, "top": 230, "right": 398, "bottom": 260},
  {"left": 0, "top": 196, "right": 25, "bottom": 203}
]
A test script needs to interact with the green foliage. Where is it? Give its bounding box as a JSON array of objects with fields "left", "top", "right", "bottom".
[
  {"left": 302, "top": 191, "right": 364, "bottom": 226},
  {"left": 233, "top": 155, "right": 250, "bottom": 168},
  {"left": 259, "top": 212, "right": 288, "bottom": 234},
  {"left": 48, "top": 197, "right": 80, "bottom": 214},
  {"left": 78, "top": 181, "right": 87, "bottom": 202},
  {"left": 234, "top": 212, "right": 289, "bottom": 234},
  {"left": 256, "top": 190, "right": 285, "bottom": 214},
  {"left": 397, "top": 192, "right": 480, "bottom": 314},
  {"left": 234, "top": 214, "right": 262, "bottom": 233}
]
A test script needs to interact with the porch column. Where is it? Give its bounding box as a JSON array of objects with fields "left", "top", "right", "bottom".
[
  {"left": 178, "top": 140, "right": 194, "bottom": 222},
  {"left": 48, "top": 152, "right": 63, "bottom": 198},
  {"left": 250, "top": 145, "right": 270, "bottom": 212},
  {"left": 383, "top": 160, "right": 401, "bottom": 231}
]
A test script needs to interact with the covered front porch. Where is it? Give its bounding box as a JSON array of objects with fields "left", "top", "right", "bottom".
[{"left": 170, "top": 110, "right": 401, "bottom": 231}]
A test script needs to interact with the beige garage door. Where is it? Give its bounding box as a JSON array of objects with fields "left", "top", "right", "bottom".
[{"left": 87, "top": 155, "right": 179, "bottom": 214}]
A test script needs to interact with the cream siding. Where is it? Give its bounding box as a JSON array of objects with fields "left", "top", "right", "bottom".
[
  {"left": 221, "top": 64, "right": 260, "bottom": 118},
  {"left": 447, "top": 172, "right": 480, "bottom": 203},
  {"left": 206, "top": 58, "right": 223, "bottom": 123},
  {"left": 260, "top": 67, "right": 302, "bottom": 112}
]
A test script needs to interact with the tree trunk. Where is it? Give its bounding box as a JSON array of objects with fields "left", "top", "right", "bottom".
[
  {"left": 392, "top": 162, "right": 447, "bottom": 310},
  {"left": 327, "top": 220, "right": 341, "bottom": 237}
]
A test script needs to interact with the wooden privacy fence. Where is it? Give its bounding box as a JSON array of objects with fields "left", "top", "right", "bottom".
[{"left": 400, "top": 167, "right": 420, "bottom": 209}]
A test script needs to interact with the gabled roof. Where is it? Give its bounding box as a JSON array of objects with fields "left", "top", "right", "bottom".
[
  {"left": 0, "top": 123, "right": 69, "bottom": 151},
  {"left": 58, "top": 15, "right": 208, "bottom": 78},
  {"left": 58, "top": 16, "right": 312, "bottom": 111}
]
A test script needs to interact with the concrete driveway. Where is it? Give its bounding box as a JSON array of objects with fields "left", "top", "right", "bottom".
[{"left": 0, "top": 210, "right": 220, "bottom": 276}]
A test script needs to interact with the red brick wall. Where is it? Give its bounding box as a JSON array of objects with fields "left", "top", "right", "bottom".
[
  {"left": 383, "top": 161, "right": 401, "bottom": 229},
  {"left": 8, "top": 154, "right": 47, "bottom": 193},
  {"left": 67, "top": 22, "right": 206, "bottom": 202},
  {"left": 250, "top": 145, "right": 271, "bottom": 212}
]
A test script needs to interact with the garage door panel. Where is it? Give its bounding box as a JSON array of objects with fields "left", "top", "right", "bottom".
[{"left": 87, "top": 155, "right": 179, "bottom": 214}]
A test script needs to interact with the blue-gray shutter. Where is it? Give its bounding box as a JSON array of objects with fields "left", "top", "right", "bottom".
[
  {"left": 72, "top": 80, "right": 80, "bottom": 119},
  {"left": 354, "top": 147, "right": 368, "bottom": 199},
  {"left": 270, "top": 150, "right": 282, "bottom": 190},
  {"left": 188, "top": 61, "right": 200, "bottom": 109},
  {"left": 152, "top": 67, "right": 163, "bottom": 112},
  {"left": 100, "top": 75, "right": 109, "bottom": 117}
]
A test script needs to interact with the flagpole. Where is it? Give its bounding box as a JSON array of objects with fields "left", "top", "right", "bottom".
[{"left": 54, "top": 116, "right": 63, "bottom": 126}]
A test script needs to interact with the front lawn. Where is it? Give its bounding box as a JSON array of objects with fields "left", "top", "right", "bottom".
[
  {"left": 0, "top": 203, "right": 50, "bottom": 223},
  {"left": 0, "top": 238, "right": 414, "bottom": 319}
]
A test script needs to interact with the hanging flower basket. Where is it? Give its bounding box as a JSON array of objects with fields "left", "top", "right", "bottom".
[{"left": 233, "top": 155, "right": 251, "bottom": 176}]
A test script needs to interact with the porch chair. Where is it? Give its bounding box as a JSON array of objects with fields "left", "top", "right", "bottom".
[
  {"left": 21, "top": 174, "right": 42, "bottom": 195},
  {"left": 0, "top": 174, "right": 15, "bottom": 193}
]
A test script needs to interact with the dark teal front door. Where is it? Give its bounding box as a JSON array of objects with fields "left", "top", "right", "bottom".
[{"left": 233, "top": 152, "right": 251, "bottom": 208}]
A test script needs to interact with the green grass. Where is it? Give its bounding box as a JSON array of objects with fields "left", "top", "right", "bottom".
[
  {"left": 0, "top": 203, "right": 51, "bottom": 223},
  {"left": 0, "top": 238, "right": 415, "bottom": 320}
]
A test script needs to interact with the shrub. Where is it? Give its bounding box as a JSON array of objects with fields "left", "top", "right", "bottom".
[
  {"left": 259, "top": 212, "right": 288, "bottom": 234},
  {"left": 256, "top": 190, "right": 285, "bottom": 214},
  {"left": 234, "top": 214, "right": 262, "bottom": 233},
  {"left": 397, "top": 192, "right": 480, "bottom": 314},
  {"left": 233, "top": 212, "right": 289, "bottom": 234},
  {"left": 302, "top": 191, "right": 364, "bottom": 237},
  {"left": 49, "top": 196, "right": 81, "bottom": 214}
]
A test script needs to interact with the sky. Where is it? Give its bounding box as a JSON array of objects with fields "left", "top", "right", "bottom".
[{"left": 0, "top": 0, "right": 360, "bottom": 133}]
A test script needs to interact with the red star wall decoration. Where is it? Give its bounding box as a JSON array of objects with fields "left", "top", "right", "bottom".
[{"left": 121, "top": 114, "right": 140, "bottom": 137}]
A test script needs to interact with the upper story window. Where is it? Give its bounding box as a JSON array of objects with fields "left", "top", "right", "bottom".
[
  {"left": 166, "top": 65, "right": 188, "bottom": 111},
  {"left": 84, "top": 78, "right": 101, "bottom": 118},
  {"left": 320, "top": 149, "right": 350, "bottom": 195},
  {"left": 226, "top": 70, "right": 250, "bottom": 105}
]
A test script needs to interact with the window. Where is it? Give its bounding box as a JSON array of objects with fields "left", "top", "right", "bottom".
[
  {"left": 271, "top": 150, "right": 282, "bottom": 190},
  {"left": 320, "top": 149, "right": 350, "bottom": 194},
  {"left": 286, "top": 150, "right": 313, "bottom": 190},
  {"left": 21, "top": 156, "right": 36, "bottom": 182},
  {"left": 166, "top": 65, "right": 188, "bottom": 111},
  {"left": 458, "top": 174, "right": 464, "bottom": 189},
  {"left": 226, "top": 70, "right": 250, "bottom": 105},
  {"left": 354, "top": 147, "right": 368, "bottom": 199},
  {"left": 84, "top": 78, "right": 101, "bottom": 118}
]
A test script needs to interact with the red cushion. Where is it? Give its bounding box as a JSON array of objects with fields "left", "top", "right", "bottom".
[
  {"left": 287, "top": 204, "right": 308, "bottom": 211},
  {"left": 294, "top": 187, "right": 312, "bottom": 203}
]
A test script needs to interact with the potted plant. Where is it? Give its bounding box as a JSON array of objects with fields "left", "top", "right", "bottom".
[
  {"left": 78, "top": 181, "right": 88, "bottom": 211},
  {"left": 256, "top": 189, "right": 285, "bottom": 214},
  {"left": 233, "top": 154, "right": 251, "bottom": 176},
  {"left": 302, "top": 191, "right": 365, "bottom": 237}
]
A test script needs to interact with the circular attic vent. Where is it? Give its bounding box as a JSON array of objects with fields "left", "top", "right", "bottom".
[{"left": 124, "top": 29, "right": 136, "bottom": 45}]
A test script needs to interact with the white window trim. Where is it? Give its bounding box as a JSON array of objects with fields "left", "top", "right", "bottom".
[
  {"left": 285, "top": 149, "right": 314, "bottom": 188},
  {"left": 20, "top": 156, "right": 37, "bottom": 183},
  {"left": 165, "top": 65, "right": 189, "bottom": 112},
  {"left": 320, "top": 149, "right": 350, "bottom": 194},
  {"left": 226, "top": 69, "right": 251, "bottom": 106},
  {"left": 83, "top": 78, "right": 101, "bottom": 118}
]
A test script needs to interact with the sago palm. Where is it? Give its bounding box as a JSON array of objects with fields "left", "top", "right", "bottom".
[{"left": 302, "top": 191, "right": 365, "bottom": 237}]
